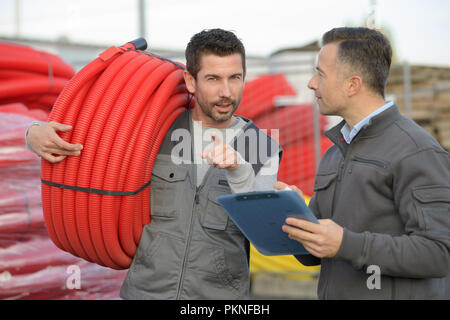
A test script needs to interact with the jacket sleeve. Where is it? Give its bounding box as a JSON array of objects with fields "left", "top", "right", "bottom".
[
  {"left": 24, "top": 120, "right": 45, "bottom": 153},
  {"left": 336, "top": 148, "right": 450, "bottom": 278},
  {"left": 226, "top": 151, "right": 279, "bottom": 193}
]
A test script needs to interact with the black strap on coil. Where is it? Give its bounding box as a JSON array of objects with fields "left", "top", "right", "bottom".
[{"left": 41, "top": 179, "right": 151, "bottom": 196}]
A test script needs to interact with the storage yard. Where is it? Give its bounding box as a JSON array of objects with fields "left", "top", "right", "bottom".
[
  {"left": 0, "top": 1, "right": 449, "bottom": 302},
  {"left": 1, "top": 36, "right": 448, "bottom": 299}
]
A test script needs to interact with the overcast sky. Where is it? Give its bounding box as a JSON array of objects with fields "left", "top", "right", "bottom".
[{"left": 1, "top": 0, "right": 449, "bottom": 66}]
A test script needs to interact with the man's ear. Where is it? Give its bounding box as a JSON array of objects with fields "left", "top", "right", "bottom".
[
  {"left": 347, "top": 75, "right": 362, "bottom": 97},
  {"left": 183, "top": 70, "right": 196, "bottom": 95}
]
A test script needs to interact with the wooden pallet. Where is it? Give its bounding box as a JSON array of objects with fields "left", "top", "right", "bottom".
[{"left": 386, "top": 65, "right": 450, "bottom": 151}]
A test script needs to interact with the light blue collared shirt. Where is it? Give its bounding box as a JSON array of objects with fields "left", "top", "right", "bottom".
[{"left": 340, "top": 101, "right": 394, "bottom": 144}]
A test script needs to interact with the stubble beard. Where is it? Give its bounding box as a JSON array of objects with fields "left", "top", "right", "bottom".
[{"left": 200, "top": 98, "right": 239, "bottom": 123}]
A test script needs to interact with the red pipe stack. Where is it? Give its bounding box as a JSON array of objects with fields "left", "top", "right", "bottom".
[{"left": 0, "top": 42, "right": 75, "bottom": 114}]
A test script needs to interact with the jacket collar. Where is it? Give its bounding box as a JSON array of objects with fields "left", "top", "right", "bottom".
[{"left": 325, "top": 104, "right": 403, "bottom": 146}]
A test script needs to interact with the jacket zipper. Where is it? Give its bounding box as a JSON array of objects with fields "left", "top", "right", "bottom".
[
  {"left": 326, "top": 143, "right": 353, "bottom": 299},
  {"left": 175, "top": 113, "right": 251, "bottom": 298},
  {"left": 175, "top": 186, "right": 200, "bottom": 299},
  {"left": 175, "top": 111, "right": 219, "bottom": 299},
  {"left": 337, "top": 162, "right": 345, "bottom": 181},
  {"left": 324, "top": 160, "right": 345, "bottom": 299},
  {"left": 352, "top": 156, "right": 387, "bottom": 169},
  {"left": 175, "top": 159, "right": 213, "bottom": 299}
]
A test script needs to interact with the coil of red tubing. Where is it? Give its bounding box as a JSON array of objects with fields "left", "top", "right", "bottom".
[
  {"left": 0, "top": 42, "right": 75, "bottom": 113},
  {"left": 41, "top": 38, "right": 194, "bottom": 269}
]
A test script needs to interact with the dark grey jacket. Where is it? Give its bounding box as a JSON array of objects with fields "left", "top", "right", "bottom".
[
  {"left": 297, "top": 105, "right": 450, "bottom": 299},
  {"left": 120, "top": 110, "right": 281, "bottom": 299}
]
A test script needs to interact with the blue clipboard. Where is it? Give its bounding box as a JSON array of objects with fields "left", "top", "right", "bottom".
[{"left": 217, "top": 190, "right": 318, "bottom": 256}]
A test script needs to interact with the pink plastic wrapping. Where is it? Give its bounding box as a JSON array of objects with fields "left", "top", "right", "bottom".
[{"left": 0, "top": 104, "right": 127, "bottom": 300}]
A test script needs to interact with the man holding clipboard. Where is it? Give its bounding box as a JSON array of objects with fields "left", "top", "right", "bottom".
[{"left": 279, "top": 27, "right": 450, "bottom": 299}]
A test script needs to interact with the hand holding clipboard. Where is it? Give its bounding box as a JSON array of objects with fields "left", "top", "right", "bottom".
[
  {"left": 217, "top": 181, "right": 344, "bottom": 258},
  {"left": 274, "top": 181, "right": 344, "bottom": 259},
  {"left": 217, "top": 186, "right": 318, "bottom": 256}
]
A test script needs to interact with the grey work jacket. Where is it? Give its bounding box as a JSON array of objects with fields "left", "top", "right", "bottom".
[
  {"left": 297, "top": 105, "right": 450, "bottom": 299},
  {"left": 120, "top": 110, "right": 282, "bottom": 299}
]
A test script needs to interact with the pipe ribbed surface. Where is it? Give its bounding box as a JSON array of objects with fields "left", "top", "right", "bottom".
[
  {"left": 41, "top": 41, "right": 193, "bottom": 269},
  {"left": 0, "top": 42, "right": 75, "bottom": 113}
]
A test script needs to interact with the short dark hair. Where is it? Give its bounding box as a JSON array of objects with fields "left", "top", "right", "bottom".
[
  {"left": 185, "top": 28, "right": 246, "bottom": 79},
  {"left": 322, "top": 27, "right": 392, "bottom": 98}
]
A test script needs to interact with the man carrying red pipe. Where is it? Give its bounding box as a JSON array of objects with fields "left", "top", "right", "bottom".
[{"left": 26, "top": 29, "right": 281, "bottom": 299}]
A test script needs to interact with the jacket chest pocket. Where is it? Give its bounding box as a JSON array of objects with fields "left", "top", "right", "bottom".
[
  {"left": 349, "top": 155, "right": 392, "bottom": 198},
  {"left": 150, "top": 163, "right": 188, "bottom": 219},
  {"left": 351, "top": 155, "right": 388, "bottom": 170},
  {"left": 201, "top": 186, "right": 239, "bottom": 232},
  {"left": 313, "top": 172, "right": 338, "bottom": 219}
]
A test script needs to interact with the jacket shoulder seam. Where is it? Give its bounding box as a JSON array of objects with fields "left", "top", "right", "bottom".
[
  {"left": 393, "top": 120, "right": 420, "bottom": 148},
  {"left": 397, "top": 147, "right": 448, "bottom": 164}
]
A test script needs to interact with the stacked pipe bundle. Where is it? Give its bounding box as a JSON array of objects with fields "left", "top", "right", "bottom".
[
  {"left": 0, "top": 43, "right": 75, "bottom": 114},
  {"left": 0, "top": 92, "right": 127, "bottom": 300},
  {"left": 0, "top": 104, "right": 47, "bottom": 181},
  {"left": 0, "top": 108, "right": 44, "bottom": 244},
  {"left": 41, "top": 39, "right": 193, "bottom": 270}
]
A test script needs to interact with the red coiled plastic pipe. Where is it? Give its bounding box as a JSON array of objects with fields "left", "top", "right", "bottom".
[
  {"left": 0, "top": 42, "right": 75, "bottom": 113},
  {"left": 41, "top": 39, "right": 193, "bottom": 269}
]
